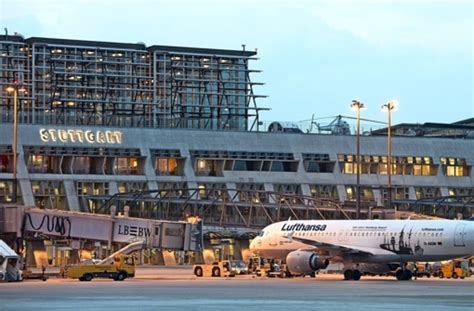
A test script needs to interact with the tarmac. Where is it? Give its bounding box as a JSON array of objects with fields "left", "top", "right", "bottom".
[{"left": 0, "top": 266, "right": 473, "bottom": 310}]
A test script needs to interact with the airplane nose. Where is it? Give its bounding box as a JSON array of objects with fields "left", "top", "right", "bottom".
[
  {"left": 249, "top": 237, "right": 260, "bottom": 251},
  {"left": 249, "top": 238, "right": 256, "bottom": 250}
]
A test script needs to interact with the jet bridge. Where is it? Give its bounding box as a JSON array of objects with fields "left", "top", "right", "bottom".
[{"left": 0, "top": 205, "right": 203, "bottom": 252}]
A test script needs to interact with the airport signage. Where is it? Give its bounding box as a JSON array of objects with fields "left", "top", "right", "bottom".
[{"left": 39, "top": 128, "right": 123, "bottom": 145}]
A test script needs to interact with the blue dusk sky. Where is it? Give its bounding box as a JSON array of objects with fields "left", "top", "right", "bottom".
[{"left": 0, "top": 0, "right": 472, "bottom": 129}]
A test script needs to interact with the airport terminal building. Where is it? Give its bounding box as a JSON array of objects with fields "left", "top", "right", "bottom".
[{"left": 1, "top": 34, "right": 473, "bottom": 264}]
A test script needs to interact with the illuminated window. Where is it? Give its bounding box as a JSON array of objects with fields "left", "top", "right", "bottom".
[
  {"left": 198, "top": 184, "right": 206, "bottom": 199},
  {"left": 442, "top": 157, "right": 470, "bottom": 177},
  {"left": 344, "top": 163, "right": 354, "bottom": 174},
  {"left": 115, "top": 157, "right": 141, "bottom": 175}
]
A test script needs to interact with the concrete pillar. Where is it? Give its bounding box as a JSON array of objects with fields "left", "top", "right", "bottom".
[
  {"left": 26, "top": 240, "right": 48, "bottom": 268},
  {"left": 64, "top": 180, "right": 80, "bottom": 211},
  {"left": 19, "top": 180, "right": 35, "bottom": 206}
]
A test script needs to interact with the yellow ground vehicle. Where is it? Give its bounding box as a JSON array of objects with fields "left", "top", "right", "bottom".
[
  {"left": 65, "top": 255, "right": 135, "bottom": 281},
  {"left": 193, "top": 260, "right": 236, "bottom": 277},
  {"left": 436, "top": 261, "right": 470, "bottom": 279}
]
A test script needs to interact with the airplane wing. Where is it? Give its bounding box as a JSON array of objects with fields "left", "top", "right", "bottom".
[{"left": 287, "top": 235, "right": 393, "bottom": 257}]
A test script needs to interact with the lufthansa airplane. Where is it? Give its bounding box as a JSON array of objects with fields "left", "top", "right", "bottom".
[{"left": 249, "top": 219, "right": 474, "bottom": 280}]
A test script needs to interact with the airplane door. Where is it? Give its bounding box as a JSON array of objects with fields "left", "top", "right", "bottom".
[
  {"left": 269, "top": 232, "right": 278, "bottom": 247},
  {"left": 454, "top": 224, "right": 466, "bottom": 247}
]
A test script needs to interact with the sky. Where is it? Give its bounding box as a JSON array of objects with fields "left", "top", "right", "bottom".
[{"left": 0, "top": 0, "right": 472, "bottom": 130}]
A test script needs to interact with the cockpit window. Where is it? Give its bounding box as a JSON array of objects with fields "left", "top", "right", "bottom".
[{"left": 257, "top": 231, "right": 265, "bottom": 237}]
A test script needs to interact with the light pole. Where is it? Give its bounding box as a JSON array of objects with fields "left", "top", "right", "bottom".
[
  {"left": 351, "top": 100, "right": 365, "bottom": 219},
  {"left": 381, "top": 100, "right": 398, "bottom": 210},
  {"left": 6, "top": 83, "right": 26, "bottom": 204}
]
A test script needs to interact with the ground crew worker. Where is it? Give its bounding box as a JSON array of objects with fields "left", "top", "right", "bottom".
[{"left": 413, "top": 262, "right": 418, "bottom": 280}]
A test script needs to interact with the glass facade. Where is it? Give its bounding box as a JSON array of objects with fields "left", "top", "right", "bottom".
[{"left": 0, "top": 36, "right": 263, "bottom": 131}]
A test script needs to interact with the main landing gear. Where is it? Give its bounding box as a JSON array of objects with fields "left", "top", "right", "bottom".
[
  {"left": 343, "top": 269, "right": 362, "bottom": 281},
  {"left": 395, "top": 263, "right": 413, "bottom": 281},
  {"left": 395, "top": 268, "right": 413, "bottom": 281}
]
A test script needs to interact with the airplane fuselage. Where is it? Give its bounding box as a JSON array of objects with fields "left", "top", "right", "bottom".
[{"left": 250, "top": 219, "right": 474, "bottom": 264}]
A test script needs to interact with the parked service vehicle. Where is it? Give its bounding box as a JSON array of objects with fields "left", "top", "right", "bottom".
[
  {"left": 435, "top": 260, "right": 471, "bottom": 279},
  {"left": 229, "top": 260, "right": 249, "bottom": 275},
  {"left": 65, "top": 255, "right": 135, "bottom": 281},
  {"left": 193, "top": 261, "right": 236, "bottom": 277},
  {"left": 0, "top": 240, "right": 23, "bottom": 282}
]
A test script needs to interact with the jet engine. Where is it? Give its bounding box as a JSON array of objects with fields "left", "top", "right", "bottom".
[{"left": 286, "top": 251, "right": 329, "bottom": 275}]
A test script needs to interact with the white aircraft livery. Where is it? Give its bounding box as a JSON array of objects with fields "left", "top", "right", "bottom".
[{"left": 249, "top": 219, "right": 474, "bottom": 280}]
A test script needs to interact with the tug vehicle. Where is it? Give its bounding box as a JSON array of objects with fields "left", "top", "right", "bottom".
[
  {"left": 193, "top": 260, "right": 236, "bottom": 277},
  {"left": 435, "top": 260, "right": 471, "bottom": 279}
]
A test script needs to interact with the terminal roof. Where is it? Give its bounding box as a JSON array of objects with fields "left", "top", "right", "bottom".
[
  {"left": 25, "top": 37, "right": 146, "bottom": 50},
  {"left": 147, "top": 45, "right": 257, "bottom": 57}
]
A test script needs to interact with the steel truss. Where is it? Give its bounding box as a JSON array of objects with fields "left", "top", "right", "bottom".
[
  {"left": 87, "top": 188, "right": 350, "bottom": 230},
  {"left": 394, "top": 195, "right": 474, "bottom": 219}
]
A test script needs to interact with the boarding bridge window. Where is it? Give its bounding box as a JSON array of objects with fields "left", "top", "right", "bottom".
[
  {"left": 309, "top": 184, "right": 338, "bottom": 200},
  {"left": 31, "top": 180, "right": 67, "bottom": 210},
  {"left": 0, "top": 180, "right": 22, "bottom": 204},
  {"left": 441, "top": 157, "right": 470, "bottom": 177}
]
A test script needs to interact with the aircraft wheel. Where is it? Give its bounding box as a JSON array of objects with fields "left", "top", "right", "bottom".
[
  {"left": 404, "top": 270, "right": 413, "bottom": 280},
  {"left": 344, "top": 269, "right": 354, "bottom": 280},
  {"left": 439, "top": 272, "right": 444, "bottom": 279},
  {"left": 212, "top": 267, "right": 221, "bottom": 277},
  {"left": 352, "top": 270, "right": 362, "bottom": 281},
  {"left": 452, "top": 272, "right": 458, "bottom": 279},
  {"left": 396, "top": 269, "right": 405, "bottom": 281}
]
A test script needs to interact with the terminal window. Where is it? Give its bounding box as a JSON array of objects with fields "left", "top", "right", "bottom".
[{"left": 441, "top": 157, "right": 470, "bottom": 177}]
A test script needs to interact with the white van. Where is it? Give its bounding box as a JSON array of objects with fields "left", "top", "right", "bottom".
[{"left": 0, "top": 240, "right": 23, "bottom": 282}]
